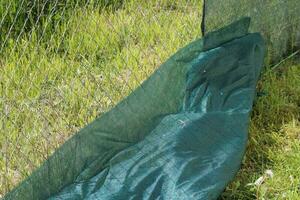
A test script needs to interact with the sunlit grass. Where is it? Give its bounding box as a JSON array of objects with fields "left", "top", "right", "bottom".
[{"left": 0, "top": 0, "right": 201, "bottom": 196}]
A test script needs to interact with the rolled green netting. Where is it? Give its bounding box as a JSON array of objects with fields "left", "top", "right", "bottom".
[
  {"left": 4, "top": 18, "right": 265, "bottom": 200},
  {"left": 203, "top": 0, "right": 300, "bottom": 64}
]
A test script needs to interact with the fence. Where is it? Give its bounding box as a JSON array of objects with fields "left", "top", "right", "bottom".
[
  {"left": 0, "top": 0, "right": 202, "bottom": 196},
  {"left": 203, "top": 0, "right": 300, "bottom": 64}
]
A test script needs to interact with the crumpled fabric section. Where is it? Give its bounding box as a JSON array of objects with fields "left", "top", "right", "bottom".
[{"left": 4, "top": 17, "right": 265, "bottom": 200}]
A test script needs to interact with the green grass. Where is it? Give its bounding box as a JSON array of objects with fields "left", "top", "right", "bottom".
[
  {"left": 0, "top": 0, "right": 299, "bottom": 199},
  {"left": 0, "top": 0, "right": 202, "bottom": 196}
]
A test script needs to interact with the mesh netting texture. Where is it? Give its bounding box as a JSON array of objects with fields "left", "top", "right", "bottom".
[
  {"left": 0, "top": 0, "right": 202, "bottom": 197},
  {"left": 203, "top": 0, "right": 300, "bottom": 63}
]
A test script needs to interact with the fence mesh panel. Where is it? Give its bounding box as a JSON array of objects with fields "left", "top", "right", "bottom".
[
  {"left": 0, "top": 0, "right": 202, "bottom": 197},
  {"left": 203, "top": 0, "right": 300, "bottom": 64}
]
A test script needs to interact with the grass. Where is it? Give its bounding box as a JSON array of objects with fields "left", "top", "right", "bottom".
[
  {"left": 0, "top": 0, "right": 299, "bottom": 199},
  {"left": 0, "top": 0, "right": 202, "bottom": 196}
]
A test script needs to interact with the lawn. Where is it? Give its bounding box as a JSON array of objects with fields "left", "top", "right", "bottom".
[{"left": 0, "top": 0, "right": 299, "bottom": 199}]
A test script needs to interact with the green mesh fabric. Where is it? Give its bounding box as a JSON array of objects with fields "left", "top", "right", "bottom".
[
  {"left": 203, "top": 0, "right": 300, "bottom": 63},
  {"left": 4, "top": 18, "right": 266, "bottom": 200}
]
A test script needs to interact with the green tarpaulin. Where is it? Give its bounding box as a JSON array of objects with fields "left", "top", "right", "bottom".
[{"left": 4, "top": 18, "right": 265, "bottom": 200}]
